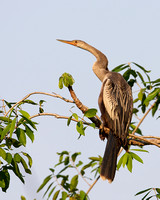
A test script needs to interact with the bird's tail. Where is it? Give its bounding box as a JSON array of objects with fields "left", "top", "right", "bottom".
[{"left": 100, "top": 132, "right": 121, "bottom": 183}]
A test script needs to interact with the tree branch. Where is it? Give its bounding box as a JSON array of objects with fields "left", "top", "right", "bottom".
[
  {"left": 68, "top": 86, "right": 101, "bottom": 127},
  {"left": 4, "top": 92, "right": 74, "bottom": 117},
  {"left": 86, "top": 175, "right": 100, "bottom": 195}
]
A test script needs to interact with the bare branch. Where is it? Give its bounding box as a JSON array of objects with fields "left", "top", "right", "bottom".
[
  {"left": 4, "top": 91, "right": 73, "bottom": 117},
  {"left": 86, "top": 175, "right": 100, "bottom": 195},
  {"left": 30, "top": 112, "right": 83, "bottom": 124}
]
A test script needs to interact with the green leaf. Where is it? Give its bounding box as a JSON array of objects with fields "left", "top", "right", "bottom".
[
  {"left": 89, "top": 157, "right": 101, "bottom": 161},
  {"left": 0, "top": 148, "right": 6, "bottom": 160},
  {"left": 156, "top": 194, "right": 160, "bottom": 199},
  {"left": 0, "top": 169, "right": 10, "bottom": 192},
  {"left": 76, "top": 161, "right": 83, "bottom": 167},
  {"left": 22, "top": 152, "right": 32, "bottom": 168},
  {"left": 0, "top": 179, "right": 5, "bottom": 189},
  {"left": 123, "top": 69, "right": 131, "bottom": 81},
  {"left": 37, "top": 175, "right": 52, "bottom": 192},
  {"left": 152, "top": 100, "right": 160, "bottom": 116},
  {"left": 89, "top": 123, "right": 96, "bottom": 128},
  {"left": 1, "top": 123, "right": 11, "bottom": 140},
  {"left": 80, "top": 190, "right": 87, "bottom": 200},
  {"left": 117, "top": 154, "right": 124, "bottom": 170},
  {"left": 14, "top": 153, "right": 21, "bottom": 163},
  {"left": 61, "top": 191, "right": 68, "bottom": 200},
  {"left": 135, "top": 188, "right": 152, "bottom": 196},
  {"left": 19, "top": 110, "right": 30, "bottom": 119},
  {"left": 17, "top": 129, "right": 26, "bottom": 146},
  {"left": 130, "top": 152, "right": 143, "bottom": 164},
  {"left": 0, "top": 116, "right": 12, "bottom": 122},
  {"left": 10, "top": 117, "right": 16, "bottom": 137},
  {"left": 76, "top": 121, "right": 85, "bottom": 135},
  {"left": 72, "top": 113, "right": 79, "bottom": 120},
  {"left": 126, "top": 154, "right": 132, "bottom": 172},
  {"left": 5, "top": 153, "right": 12, "bottom": 164},
  {"left": 137, "top": 71, "right": 146, "bottom": 86},
  {"left": 70, "top": 175, "right": 78, "bottom": 191},
  {"left": 133, "top": 62, "right": 151, "bottom": 73},
  {"left": 138, "top": 88, "right": 146, "bottom": 101},
  {"left": 43, "top": 182, "right": 54, "bottom": 197},
  {"left": 59, "top": 73, "right": 75, "bottom": 88},
  {"left": 122, "top": 152, "right": 129, "bottom": 167},
  {"left": 20, "top": 157, "right": 31, "bottom": 174},
  {"left": 144, "top": 88, "right": 160, "bottom": 105},
  {"left": 142, "top": 191, "right": 152, "bottom": 200},
  {"left": 67, "top": 116, "right": 72, "bottom": 126},
  {"left": 39, "top": 100, "right": 46, "bottom": 106},
  {"left": 25, "top": 125, "right": 34, "bottom": 142},
  {"left": 20, "top": 116, "right": 37, "bottom": 130},
  {"left": 11, "top": 159, "right": 24, "bottom": 183},
  {"left": 71, "top": 152, "right": 81, "bottom": 162},
  {"left": 48, "top": 186, "right": 56, "bottom": 198},
  {"left": 64, "top": 156, "right": 69, "bottom": 165},
  {"left": 156, "top": 188, "right": 160, "bottom": 194},
  {"left": 21, "top": 196, "right": 26, "bottom": 200},
  {"left": 112, "top": 64, "right": 128, "bottom": 72},
  {"left": 130, "top": 149, "right": 149, "bottom": 153},
  {"left": 59, "top": 77, "right": 64, "bottom": 89},
  {"left": 53, "top": 190, "right": 60, "bottom": 200},
  {"left": 22, "top": 99, "right": 38, "bottom": 105},
  {"left": 84, "top": 109, "right": 97, "bottom": 118}
]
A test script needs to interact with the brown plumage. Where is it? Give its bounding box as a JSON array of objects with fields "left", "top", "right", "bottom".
[{"left": 57, "top": 39, "right": 133, "bottom": 183}]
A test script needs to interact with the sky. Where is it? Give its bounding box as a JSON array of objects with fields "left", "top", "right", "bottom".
[{"left": 0, "top": 0, "right": 160, "bottom": 199}]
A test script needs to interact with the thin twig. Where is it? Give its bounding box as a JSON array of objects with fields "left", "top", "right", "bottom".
[
  {"left": 54, "top": 175, "right": 66, "bottom": 192},
  {"left": 70, "top": 156, "right": 91, "bottom": 187},
  {"left": 132, "top": 100, "right": 157, "bottom": 135},
  {"left": 30, "top": 112, "right": 90, "bottom": 125},
  {"left": 86, "top": 175, "right": 100, "bottom": 195},
  {"left": 4, "top": 92, "right": 74, "bottom": 117}
]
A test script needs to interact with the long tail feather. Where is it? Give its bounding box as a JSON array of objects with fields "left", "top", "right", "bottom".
[{"left": 100, "top": 132, "right": 121, "bottom": 182}]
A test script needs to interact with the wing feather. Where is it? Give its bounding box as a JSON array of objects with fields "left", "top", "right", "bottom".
[{"left": 102, "top": 77, "right": 133, "bottom": 145}]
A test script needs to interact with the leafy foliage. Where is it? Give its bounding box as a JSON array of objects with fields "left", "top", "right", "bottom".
[
  {"left": 0, "top": 100, "right": 37, "bottom": 192},
  {"left": 117, "top": 148, "right": 148, "bottom": 173},
  {"left": 59, "top": 73, "right": 75, "bottom": 89},
  {"left": 37, "top": 151, "right": 94, "bottom": 199},
  {"left": 0, "top": 63, "right": 160, "bottom": 199},
  {"left": 135, "top": 187, "right": 160, "bottom": 199}
]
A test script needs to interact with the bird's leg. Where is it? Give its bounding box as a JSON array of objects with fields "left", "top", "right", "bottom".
[
  {"left": 99, "top": 124, "right": 106, "bottom": 141},
  {"left": 99, "top": 124, "right": 110, "bottom": 141}
]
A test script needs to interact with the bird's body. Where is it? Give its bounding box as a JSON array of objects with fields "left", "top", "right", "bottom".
[{"left": 57, "top": 39, "right": 133, "bottom": 182}]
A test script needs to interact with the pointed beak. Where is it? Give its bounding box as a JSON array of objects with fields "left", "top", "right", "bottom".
[{"left": 57, "top": 39, "right": 76, "bottom": 46}]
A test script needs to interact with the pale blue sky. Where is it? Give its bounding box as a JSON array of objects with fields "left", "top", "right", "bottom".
[{"left": 0, "top": 1, "right": 160, "bottom": 200}]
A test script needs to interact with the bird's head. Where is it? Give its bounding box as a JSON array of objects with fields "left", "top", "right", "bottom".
[{"left": 57, "top": 39, "right": 88, "bottom": 49}]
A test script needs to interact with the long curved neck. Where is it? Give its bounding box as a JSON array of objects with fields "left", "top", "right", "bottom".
[{"left": 80, "top": 43, "right": 109, "bottom": 82}]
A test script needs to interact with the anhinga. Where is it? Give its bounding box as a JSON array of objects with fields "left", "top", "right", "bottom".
[{"left": 57, "top": 39, "right": 133, "bottom": 183}]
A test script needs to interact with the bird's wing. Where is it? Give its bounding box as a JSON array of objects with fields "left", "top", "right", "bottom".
[{"left": 102, "top": 78, "right": 132, "bottom": 143}]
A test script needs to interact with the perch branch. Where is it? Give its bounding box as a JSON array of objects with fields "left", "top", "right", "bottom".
[
  {"left": 68, "top": 86, "right": 101, "bottom": 127},
  {"left": 129, "top": 134, "right": 160, "bottom": 148}
]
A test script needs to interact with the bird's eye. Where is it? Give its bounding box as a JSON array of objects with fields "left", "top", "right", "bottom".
[{"left": 74, "top": 40, "right": 77, "bottom": 44}]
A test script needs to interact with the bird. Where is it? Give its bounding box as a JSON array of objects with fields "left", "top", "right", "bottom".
[{"left": 57, "top": 39, "right": 133, "bottom": 183}]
